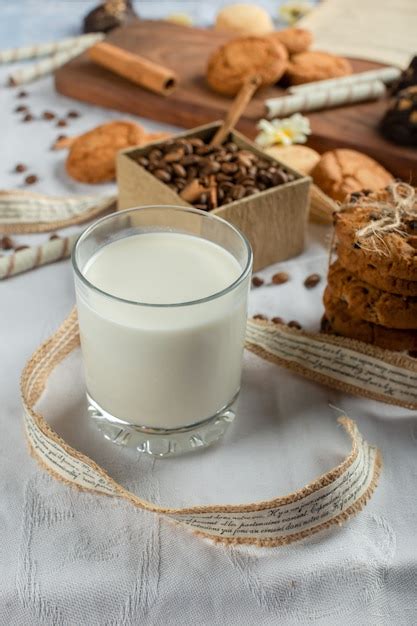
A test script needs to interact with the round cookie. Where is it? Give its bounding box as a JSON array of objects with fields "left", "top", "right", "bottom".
[
  {"left": 334, "top": 189, "right": 417, "bottom": 282},
  {"left": 214, "top": 3, "right": 274, "bottom": 36},
  {"left": 337, "top": 243, "right": 417, "bottom": 296},
  {"left": 286, "top": 51, "right": 352, "bottom": 85},
  {"left": 327, "top": 260, "right": 417, "bottom": 329},
  {"left": 323, "top": 288, "right": 417, "bottom": 351},
  {"left": 66, "top": 121, "right": 145, "bottom": 184},
  {"left": 311, "top": 149, "right": 393, "bottom": 201},
  {"left": 265, "top": 144, "right": 320, "bottom": 175},
  {"left": 207, "top": 36, "right": 288, "bottom": 97},
  {"left": 269, "top": 28, "right": 313, "bottom": 55}
]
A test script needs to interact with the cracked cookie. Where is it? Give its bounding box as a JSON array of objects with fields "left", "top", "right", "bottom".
[{"left": 312, "top": 149, "right": 393, "bottom": 201}]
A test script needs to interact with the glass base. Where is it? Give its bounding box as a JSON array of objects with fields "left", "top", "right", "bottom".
[{"left": 87, "top": 392, "right": 238, "bottom": 458}]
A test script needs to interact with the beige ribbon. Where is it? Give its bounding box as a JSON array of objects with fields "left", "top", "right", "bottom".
[{"left": 20, "top": 309, "right": 393, "bottom": 547}]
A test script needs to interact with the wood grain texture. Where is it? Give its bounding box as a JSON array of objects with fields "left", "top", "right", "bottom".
[
  {"left": 55, "top": 19, "right": 416, "bottom": 182},
  {"left": 117, "top": 123, "right": 310, "bottom": 271}
]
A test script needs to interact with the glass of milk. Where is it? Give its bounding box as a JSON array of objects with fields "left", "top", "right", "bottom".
[{"left": 72, "top": 206, "right": 252, "bottom": 457}]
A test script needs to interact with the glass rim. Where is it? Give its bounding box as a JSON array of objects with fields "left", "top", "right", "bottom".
[{"left": 72, "top": 205, "right": 253, "bottom": 308}]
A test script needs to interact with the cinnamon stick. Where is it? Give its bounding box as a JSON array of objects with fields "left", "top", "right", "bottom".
[
  {"left": 210, "top": 75, "right": 261, "bottom": 146},
  {"left": 88, "top": 42, "right": 178, "bottom": 96}
]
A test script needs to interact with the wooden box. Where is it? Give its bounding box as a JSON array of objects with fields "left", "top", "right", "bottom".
[{"left": 117, "top": 122, "right": 311, "bottom": 271}]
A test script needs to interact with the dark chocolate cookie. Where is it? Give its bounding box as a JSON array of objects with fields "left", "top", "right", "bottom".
[{"left": 380, "top": 86, "right": 417, "bottom": 146}]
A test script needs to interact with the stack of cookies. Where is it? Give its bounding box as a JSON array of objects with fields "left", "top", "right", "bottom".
[{"left": 322, "top": 186, "right": 417, "bottom": 353}]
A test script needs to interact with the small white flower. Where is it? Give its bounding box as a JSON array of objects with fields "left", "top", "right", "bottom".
[
  {"left": 279, "top": 1, "right": 312, "bottom": 25},
  {"left": 255, "top": 114, "right": 311, "bottom": 147}
]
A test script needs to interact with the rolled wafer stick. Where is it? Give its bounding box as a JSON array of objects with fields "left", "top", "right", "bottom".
[
  {"left": 266, "top": 80, "right": 386, "bottom": 117},
  {"left": 0, "top": 234, "right": 78, "bottom": 280},
  {"left": 8, "top": 46, "right": 88, "bottom": 86},
  {"left": 0, "top": 191, "right": 116, "bottom": 234},
  {"left": 210, "top": 75, "right": 261, "bottom": 146},
  {"left": 0, "top": 33, "right": 104, "bottom": 65},
  {"left": 288, "top": 67, "right": 401, "bottom": 94},
  {"left": 88, "top": 42, "right": 178, "bottom": 96}
]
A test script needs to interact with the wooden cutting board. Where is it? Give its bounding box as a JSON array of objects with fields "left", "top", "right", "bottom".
[{"left": 55, "top": 19, "right": 416, "bottom": 181}]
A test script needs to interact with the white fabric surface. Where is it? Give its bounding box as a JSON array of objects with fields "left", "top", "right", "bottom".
[{"left": 1, "top": 3, "right": 417, "bottom": 625}]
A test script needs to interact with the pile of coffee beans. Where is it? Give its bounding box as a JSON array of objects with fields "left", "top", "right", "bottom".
[{"left": 132, "top": 136, "right": 296, "bottom": 211}]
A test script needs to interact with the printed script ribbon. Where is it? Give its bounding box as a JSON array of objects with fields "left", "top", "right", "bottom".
[{"left": 24, "top": 309, "right": 415, "bottom": 547}]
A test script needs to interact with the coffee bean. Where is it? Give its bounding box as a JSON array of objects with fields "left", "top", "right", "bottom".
[
  {"left": 153, "top": 168, "right": 171, "bottom": 182},
  {"left": 49, "top": 233, "right": 60, "bottom": 240},
  {"left": 164, "top": 148, "right": 184, "bottom": 163},
  {"left": 137, "top": 156, "right": 149, "bottom": 167},
  {"left": 271, "top": 171, "right": 287, "bottom": 186},
  {"left": 182, "top": 155, "right": 200, "bottom": 166},
  {"left": 240, "top": 177, "right": 256, "bottom": 187},
  {"left": 15, "top": 105, "right": 28, "bottom": 113},
  {"left": 224, "top": 142, "right": 238, "bottom": 152},
  {"left": 194, "top": 204, "right": 208, "bottom": 211},
  {"left": 23, "top": 113, "right": 33, "bottom": 122},
  {"left": 408, "top": 350, "right": 417, "bottom": 358},
  {"left": 196, "top": 145, "right": 216, "bottom": 156},
  {"left": 221, "top": 162, "right": 239, "bottom": 174},
  {"left": 272, "top": 317, "right": 284, "bottom": 324},
  {"left": 258, "top": 171, "right": 273, "bottom": 185},
  {"left": 304, "top": 273, "right": 321, "bottom": 289},
  {"left": 252, "top": 276, "right": 264, "bottom": 287},
  {"left": 17, "top": 91, "right": 28, "bottom": 98},
  {"left": 245, "top": 187, "right": 258, "bottom": 197},
  {"left": 67, "top": 110, "right": 80, "bottom": 118},
  {"left": 14, "top": 163, "right": 27, "bottom": 173},
  {"left": 56, "top": 119, "right": 67, "bottom": 127},
  {"left": 25, "top": 174, "right": 38, "bottom": 185},
  {"left": 15, "top": 245, "right": 29, "bottom": 252},
  {"left": 42, "top": 110, "right": 55, "bottom": 120},
  {"left": 189, "top": 137, "right": 204, "bottom": 147},
  {"left": 272, "top": 272, "right": 289, "bottom": 285},
  {"left": 0, "top": 236, "right": 14, "bottom": 250},
  {"left": 218, "top": 152, "right": 233, "bottom": 163},
  {"left": 232, "top": 185, "right": 245, "bottom": 201},
  {"left": 288, "top": 320, "right": 302, "bottom": 329},
  {"left": 253, "top": 314, "right": 268, "bottom": 320},
  {"left": 148, "top": 148, "right": 163, "bottom": 162},
  {"left": 172, "top": 163, "right": 186, "bottom": 178},
  {"left": 56, "top": 134, "right": 67, "bottom": 141}
]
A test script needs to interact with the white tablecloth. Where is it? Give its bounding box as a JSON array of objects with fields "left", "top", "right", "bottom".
[{"left": 1, "top": 3, "right": 417, "bottom": 625}]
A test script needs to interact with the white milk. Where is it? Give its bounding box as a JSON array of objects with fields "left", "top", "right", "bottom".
[{"left": 76, "top": 232, "right": 249, "bottom": 429}]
